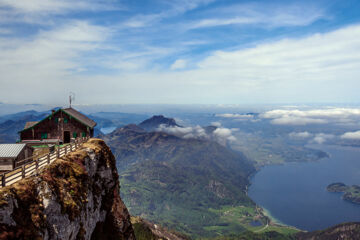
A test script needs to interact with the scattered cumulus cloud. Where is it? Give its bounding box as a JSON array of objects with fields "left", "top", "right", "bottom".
[
  {"left": 262, "top": 108, "right": 360, "bottom": 126},
  {"left": 289, "top": 131, "right": 313, "bottom": 139},
  {"left": 271, "top": 117, "right": 327, "bottom": 125},
  {"left": 216, "top": 113, "right": 253, "bottom": 118},
  {"left": 216, "top": 114, "right": 254, "bottom": 122},
  {"left": 213, "top": 128, "right": 237, "bottom": 145},
  {"left": 156, "top": 124, "right": 237, "bottom": 146},
  {"left": 340, "top": 131, "right": 360, "bottom": 140},
  {"left": 211, "top": 121, "right": 222, "bottom": 127},
  {"left": 311, "top": 133, "right": 334, "bottom": 144}
]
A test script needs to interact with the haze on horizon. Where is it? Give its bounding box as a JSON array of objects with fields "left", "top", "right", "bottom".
[{"left": 0, "top": 0, "right": 360, "bottom": 105}]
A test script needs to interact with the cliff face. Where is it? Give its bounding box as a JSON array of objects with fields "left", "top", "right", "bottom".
[{"left": 0, "top": 138, "right": 135, "bottom": 240}]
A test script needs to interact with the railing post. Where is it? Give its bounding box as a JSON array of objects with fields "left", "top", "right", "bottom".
[
  {"left": 65, "top": 146, "right": 67, "bottom": 154},
  {"left": 57, "top": 149, "right": 60, "bottom": 158},
  {"left": 47, "top": 154, "right": 50, "bottom": 164},
  {"left": 22, "top": 165, "right": 25, "bottom": 179},
  {"left": 35, "top": 159, "right": 39, "bottom": 170},
  {"left": 1, "top": 174, "right": 5, "bottom": 187}
]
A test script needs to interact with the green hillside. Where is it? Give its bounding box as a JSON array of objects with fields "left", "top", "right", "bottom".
[{"left": 102, "top": 124, "right": 264, "bottom": 237}]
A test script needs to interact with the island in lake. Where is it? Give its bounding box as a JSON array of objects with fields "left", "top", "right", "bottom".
[{"left": 327, "top": 183, "right": 360, "bottom": 204}]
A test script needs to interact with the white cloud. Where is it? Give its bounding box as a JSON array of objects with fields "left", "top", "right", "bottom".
[
  {"left": 191, "top": 17, "right": 256, "bottom": 29},
  {"left": 271, "top": 117, "right": 327, "bottom": 125},
  {"left": 122, "top": 0, "right": 215, "bottom": 28},
  {"left": 289, "top": 131, "right": 313, "bottom": 139},
  {"left": 170, "top": 59, "right": 187, "bottom": 70},
  {"left": 182, "top": 24, "right": 360, "bottom": 104},
  {"left": 341, "top": 131, "right": 360, "bottom": 140},
  {"left": 216, "top": 113, "right": 253, "bottom": 119},
  {"left": 0, "top": 0, "right": 116, "bottom": 14},
  {"left": 156, "top": 124, "right": 236, "bottom": 146},
  {"left": 122, "top": 14, "right": 162, "bottom": 28},
  {"left": 0, "top": 0, "right": 119, "bottom": 25},
  {"left": 189, "top": 4, "right": 324, "bottom": 29},
  {"left": 211, "top": 122, "right": 222, "bottom": 127},
  {"left": 213, "top": 127, "right": 237, "bottom": 145},
  {"left": 262, "top": 108, "right": 360, "bottom": 125},
  {"left": 1, "top": 5, "right": 360, "bottom": 105},
  {"left": 312, "top": 133, "right": 334, "bottom": 144},
  {"left": 0, "top": 21, "right": 113, "bottom": 103},
  {"left": 156, "top": 125, "right": 207, "bottom": 139},
  {"left": 262, "top": 108, "right": 360, "bottom": 119}
]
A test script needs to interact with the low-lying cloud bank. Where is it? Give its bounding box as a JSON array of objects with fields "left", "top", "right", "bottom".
[
  {"left": 341, "top": 130, "right": 360, "bottom": 140},
  {"left": 262, "top": 108, "right": 360, "bottom": 126},
  {"left": 215, "top": 113, "right": 260, "bottom": 122},
  {"left": 156, "top": 123, "right": 237, "bottom": 146},
  {"left": 289, "top": 131, "right": 335, "bottom": 144},
  {"left": 289, "top": 131, "right": 313, "bottom": 139},
  {"left": 312, "top": 133, "right": 335, "bottom": 144},
  {"left": 215, "top": 113, "right": 254, "bottom": 119}
]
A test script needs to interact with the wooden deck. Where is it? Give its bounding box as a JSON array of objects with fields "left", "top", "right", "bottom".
[{"left": 0, "top": 137, "right": 89, "bottom": 188}]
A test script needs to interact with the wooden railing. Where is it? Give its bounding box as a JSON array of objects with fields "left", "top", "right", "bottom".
[{"left": 0, "top": 137, "right": 90, "bottom": 188}]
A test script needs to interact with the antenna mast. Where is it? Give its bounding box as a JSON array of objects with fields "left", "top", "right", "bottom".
[{"left": 69, "top": 92, "right": 75, "bottom": 108}]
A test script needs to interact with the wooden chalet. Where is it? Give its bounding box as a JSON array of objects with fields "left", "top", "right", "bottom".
[
  {"left": 19, "top": 107, "right": 96, "bottom": 145},
  {"left": 0, "top": 144, "right": 33, "bottom": 171}
]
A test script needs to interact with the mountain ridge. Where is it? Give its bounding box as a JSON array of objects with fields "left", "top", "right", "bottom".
[{"left": 102, "top": 119, "right": 263, "bottom": 237}]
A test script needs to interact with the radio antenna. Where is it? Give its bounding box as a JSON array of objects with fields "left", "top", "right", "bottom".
[{"left": 69, "top": 92, "right": 75, "bottom": 108}]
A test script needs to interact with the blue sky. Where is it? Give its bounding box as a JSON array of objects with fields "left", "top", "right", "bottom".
[{"left": 0, "top": 0, "right": 360, "bottom": 105}]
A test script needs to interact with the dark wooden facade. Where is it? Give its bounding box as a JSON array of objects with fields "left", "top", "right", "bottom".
[
  {"left": 19, "top": 108, "right": 96, "bottom": 144},
  {"left": 0, "top": 144, "right": 33, "bottom": 171}
]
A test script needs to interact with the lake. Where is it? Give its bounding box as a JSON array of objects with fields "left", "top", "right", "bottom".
[{"left": 248, "top": 144, "right": 360, "bottom": 231}]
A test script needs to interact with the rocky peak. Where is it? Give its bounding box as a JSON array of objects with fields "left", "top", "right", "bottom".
[
  {"left": 138, "top": 115, "right": 180, "bottom": 131},
  {"left": 0, "top": 138, "right": 135, "bottom": 240}
]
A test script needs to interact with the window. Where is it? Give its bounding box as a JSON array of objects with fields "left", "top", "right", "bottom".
[
  {"left": 64, "top": 118, "right": 68, "bottom": 124},
  {"left": 82, "top": 132, "right": 86, "bottom": 137},
  {"left": 41, "top": 133, "right": 48, "bottom": 139},
  {"left": 73, "top": 132, "right": 77, "bottom": 138}
]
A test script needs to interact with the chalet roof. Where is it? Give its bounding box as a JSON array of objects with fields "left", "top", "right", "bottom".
[
  {"left": 24, "top": 121, "right": 39, "bottom": 129},
  {"left": 19, "top": 107, "right": 96, "bottom": 133},
  {"left": 62, "top": 107, "right": 97, "bottom": 128},
  {"left": 0, "top": 144, "right": 26, "bottom": 158}
]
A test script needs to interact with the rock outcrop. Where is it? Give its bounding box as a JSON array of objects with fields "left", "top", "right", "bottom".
[
  {"left": 0, "top": 138, "right": 135, "bottom": 240},
  {"left": 131, "top": 216, "right": 189, "bottom": 240},
  {"left": 296, "top": 222, "right": 360, "bottom": 240}
]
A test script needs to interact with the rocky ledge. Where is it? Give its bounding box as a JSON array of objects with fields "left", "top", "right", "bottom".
[{"left": 0, "top": 138, "right": 135, "bottom": 240}]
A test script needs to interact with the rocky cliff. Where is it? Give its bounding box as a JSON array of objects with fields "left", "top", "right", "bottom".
[
  {"left": 0, "top": 138, "right": 135, "bottom": 240},
  {"left": 296, "top": 222, "right": 360, "bottom": 240}
]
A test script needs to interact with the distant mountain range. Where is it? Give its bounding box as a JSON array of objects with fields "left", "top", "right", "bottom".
[{"left": 0, "top": 111, "right": 48, "bottom": 143}]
